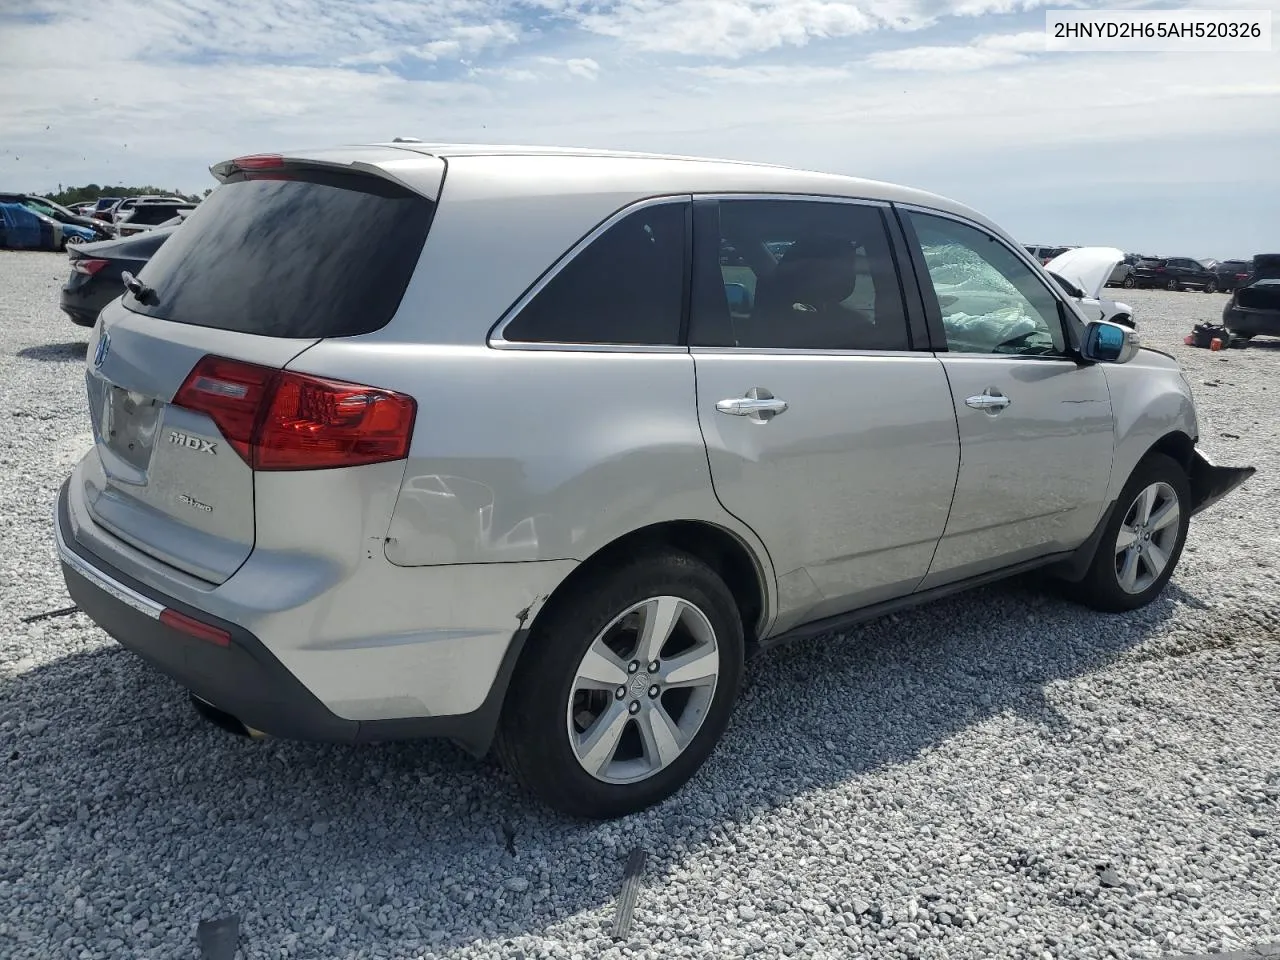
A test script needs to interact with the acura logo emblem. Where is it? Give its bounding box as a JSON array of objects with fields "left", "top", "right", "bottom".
[{"left": 93, "top": 332, "right": 111, "bottom": 369}]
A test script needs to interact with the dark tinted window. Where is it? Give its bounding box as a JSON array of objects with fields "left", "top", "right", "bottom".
[
  {"left": 1221, "top": 260, "right": 1250, "bottom": 271},
  {"left": 690, "top": 199, "right": 910, "bottom": 351},
  {"left": 503, "top": 202, "right": 686, "bottom": 345},
  {"left": 126, "top": 171, "right": 434, "bottom": 338},
  {"left": 129, "top": 204, "right": 191, "bottom": 226}
]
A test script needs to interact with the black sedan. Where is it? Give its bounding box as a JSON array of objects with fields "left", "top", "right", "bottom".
[
  {"left": 1223, "top": 255, "right": 1280, "bottom": 342},
  {"left": 60, "top": 227, "right": 173, "bottom": 327}
]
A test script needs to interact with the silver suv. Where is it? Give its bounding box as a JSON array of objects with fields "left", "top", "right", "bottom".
[{"left": 56, "top": 144, "right": 1254, "bottom": 818}]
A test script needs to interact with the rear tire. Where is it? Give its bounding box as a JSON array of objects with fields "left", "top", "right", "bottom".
[
  {"left": 1166, "top": 279, "right": 1180, "bottom": 291},
  {"left": 495, "top": 551, "right": 744, "bottom": 819},
  {"left": 1065, "top": 453, "right": 1190, "bottom": 613},
  {"left": 1121, "top": 276, "right": 1136, "bottom": 289},
  {"left": 1205, "top": 280, "right": 1218, "bottom": 294}
]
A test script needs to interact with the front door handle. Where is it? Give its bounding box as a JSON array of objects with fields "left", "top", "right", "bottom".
[
  {"left": 965, "top": 390, "right": 1011, "bottom": 414},
  {"left": 716, "top": 387, "right": 789, "bottom": 422}
]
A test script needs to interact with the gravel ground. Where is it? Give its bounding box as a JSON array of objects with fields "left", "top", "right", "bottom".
[{"left": 1, "top": 249, "right": 1277, "bottom": 960}]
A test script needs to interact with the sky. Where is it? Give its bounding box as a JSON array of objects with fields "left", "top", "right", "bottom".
[{"left": 1, "top": 0, "right": 1277, "bottom": 257}]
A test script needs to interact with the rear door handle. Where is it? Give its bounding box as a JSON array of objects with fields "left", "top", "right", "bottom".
[
  {"left": 716, "top": 388, "right": 789, "bottom": 422},
  {"left": 965, "top": 390, "right": 1011, "bottom": 413}
]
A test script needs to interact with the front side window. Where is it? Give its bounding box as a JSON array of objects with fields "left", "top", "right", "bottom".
[
  {"left": 691, "top": 199, "right": 910, "bottom": 351},
  {"left": 502, "top": 202, "right": 687, "bottom": 346},
  {"left": 907, "top": 212, "right": 1067, "bottom": 357}
]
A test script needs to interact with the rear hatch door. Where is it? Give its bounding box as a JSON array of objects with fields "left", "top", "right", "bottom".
[{"left": 80, "top": 149, "right": 442, "bottom": 584}]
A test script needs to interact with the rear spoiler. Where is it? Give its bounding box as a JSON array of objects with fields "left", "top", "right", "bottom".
[
  {"left": 209, "top": 149, "right": 445, "bottom": 201},
  {"left": 1189, "top": 448, "right": 1255, "bottom": 516}
]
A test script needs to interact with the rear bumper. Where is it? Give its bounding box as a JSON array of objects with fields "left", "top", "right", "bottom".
[
  {"left": 1223, "top": 306, "right": 1280, "bottom": 338},
  {"left": 56, "top": 481, "right": 542, "bottom": 754},
  {"left": 59, "top": 285, "right": 111, "bottom": 327}
]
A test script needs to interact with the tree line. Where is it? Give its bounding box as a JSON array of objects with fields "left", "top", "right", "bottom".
[{"left": 45, "top": 184, "right": 212, "bottom": 206}]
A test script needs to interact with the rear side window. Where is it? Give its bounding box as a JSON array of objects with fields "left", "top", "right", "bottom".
[
  {"left": 501, "top": 201, "right": 687, "bottom": 345},
  {"left": 130, "top": 205, "right": 190, "bottom": 226},
  {"left": 127, "top": 170, "right": 435, "bottom": 338},
  {"left": 690, "top": 198, "right": 910, "bottom": 351}
]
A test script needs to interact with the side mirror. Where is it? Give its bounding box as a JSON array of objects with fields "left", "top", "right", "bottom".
[{"left": 1081, "top": 320, "right": 1140, "bottom": 363}]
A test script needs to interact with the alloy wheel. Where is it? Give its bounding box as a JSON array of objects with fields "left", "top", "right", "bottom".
[
  {"left": 566, "top": 596, "right": 720, "bottom": 784},
  {"left": 1114, "top": 481, "right": 1181, "bottom": 594}
]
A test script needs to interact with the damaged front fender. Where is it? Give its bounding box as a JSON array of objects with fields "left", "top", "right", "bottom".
[{"left": 1189, "top": 448, "right": 1256, "bottom": 516}]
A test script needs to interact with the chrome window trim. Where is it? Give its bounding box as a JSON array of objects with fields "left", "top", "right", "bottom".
[
  {"left": 689, "top": 346, "right": 924, "bottom": 360},
  {"left": 488, "top": 194, "right": 693, "bottom": 353}
]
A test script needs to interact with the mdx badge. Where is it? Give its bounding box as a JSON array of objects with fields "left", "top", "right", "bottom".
[{"left": 169, "top": 431, "right": 217, "bottom": 454}]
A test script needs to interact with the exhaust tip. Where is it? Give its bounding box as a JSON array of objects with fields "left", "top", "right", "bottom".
[{"left": 189, "top": 694, "right": 266, "bottom": 740}]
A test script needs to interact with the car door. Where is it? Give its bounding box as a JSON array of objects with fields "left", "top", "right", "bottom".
[
  {"left": 899, "top": 208, "right": 1115, "bottom": 589},
  {"left": 689, "top": 197, "right": 961, "bottom": 632}
]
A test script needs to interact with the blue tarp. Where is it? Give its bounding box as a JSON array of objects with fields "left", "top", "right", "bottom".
[{"left": 0, "top": 202, "right": 45, "bottom": 249}]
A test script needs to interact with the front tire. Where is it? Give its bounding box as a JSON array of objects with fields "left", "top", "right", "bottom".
[
  {"left": 495, "top": 551, "right": 744, "bottom": 819},
  {"left": 1068, "top": 453, "right": 1190, "bottom": 613},
  {"left": 1205, "top": 280, "right": 1218, "bottom": 294},
  {"left": 1166, "top": 278, "right": 1180, "bottom": 291},
  {"left": 1121, "top": 276, "right": 1136, "bottom": 289}
]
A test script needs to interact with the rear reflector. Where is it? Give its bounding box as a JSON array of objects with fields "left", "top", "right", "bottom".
[
  {"left": 173, "top": 355, "right": 417, "bottom": 471},
  {"left": 72, "top": 258, "right": 109, "bottom": 276},
  {"left": 160, "top": 608, "right": 231, "bottom": 647}
]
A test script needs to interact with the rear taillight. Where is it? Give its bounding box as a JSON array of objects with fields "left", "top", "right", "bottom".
[
  {"left": 1236, "top": 273, "right": 1249, "bottom": 280},
  {"left": 71, "top": 258, "right": 109, "bottom": 276},
  {"left": 172, "top": 355, "right": 416, "bottom": 471}
]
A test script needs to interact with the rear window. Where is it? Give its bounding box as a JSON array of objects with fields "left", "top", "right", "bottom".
[
  {"left": 127, "top": 170, "right": 435, "bottom": 338},
  {"left": 128, "top": 204, "right": 191, "bottom": 226}
]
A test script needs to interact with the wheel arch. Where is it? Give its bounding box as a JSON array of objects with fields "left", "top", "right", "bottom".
[{"left": 524, "top": 520, "right": 771, "bottom": 657}]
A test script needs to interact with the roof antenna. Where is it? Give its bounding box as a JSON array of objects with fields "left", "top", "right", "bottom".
[{"left": 392, "top": 136, "right": 422, "bottom": 143}]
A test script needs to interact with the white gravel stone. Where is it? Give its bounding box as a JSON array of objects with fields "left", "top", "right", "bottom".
[{"left": 1, "top": 254, "right": 1278, "bottom": 960}]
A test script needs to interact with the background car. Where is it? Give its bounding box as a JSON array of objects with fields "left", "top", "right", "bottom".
[
  {"left": 1213, "top": 259, "right": 1253, "bottom": 293},
  {"left": 1045, "top": 247, "right": 1136, "bottom": 328},
  {"left": 1024, "top": 244, "right": 1076, "bottom": 265},
  {"left": 1131, "top": 256, "right": 1219, "bottom": 291},
  {"left": 1106, "top": 254, "right": 1142, "bottom": 289},
  {"left": 114, "top": 198, "right": 197, "bottom": 237},
  {"left": 0, "top": 193, "right": 113, "bottom": 242},
  {"left": 91, "top": 198, "right": 122, "bottom": 222},
  {"left": 110, "top": 195, "right": 188, "bottom": 231},
  {"left": 1, "top": 202, "right": 48, "bottom": 249},
  {"left": 0, "top": 202, "right": 87, "bottom": 249},
  {"left": 60, "top": 226, "right": 174, "bottom": 326},
  {"left": 1222, "top": 254, "right": 1280, "bottom": 343}
]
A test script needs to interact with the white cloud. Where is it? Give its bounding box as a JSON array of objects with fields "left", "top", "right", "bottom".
[
  {"left": 554, "top": 0, "right": 921, "bottom": 58},
  {"left": 680, "top": 64, "right": 852, "bottom": 83},
  {"left": 534, "top": 56, "right": 602, "bottom": 79},
  {"left": 865, "top": 29, "right": 1044, "bottom": 70},
  {"left": 1, "top": 0, "right": 1277, "bottom": 254},
  {"left": 564, "top": 57, "right": 602, "bottom": 80}
]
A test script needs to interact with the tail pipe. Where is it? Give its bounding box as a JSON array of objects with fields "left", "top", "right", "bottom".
[{"left": 189, "top": 694, "right": 268, "bottom": 740}]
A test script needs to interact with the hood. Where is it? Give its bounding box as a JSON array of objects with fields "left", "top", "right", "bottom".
[
  {"left": 1044, "top": 246, "right": 1124, "bottom": 300},
  {"left": 1252, "top": 254, "right": 1280, "bottom": 279}
]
